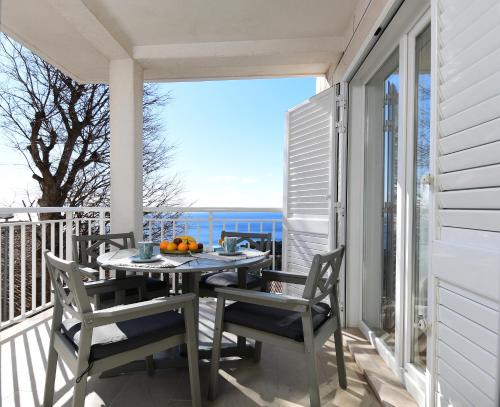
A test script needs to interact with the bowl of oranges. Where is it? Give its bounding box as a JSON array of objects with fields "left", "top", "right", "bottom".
[{"left": 159, "top": 236, "right": 203, "bottom": 255}]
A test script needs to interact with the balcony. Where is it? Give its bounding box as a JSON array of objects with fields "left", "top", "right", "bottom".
[{"left": 0, "top": 207, "right": 378, "bottom": 407}]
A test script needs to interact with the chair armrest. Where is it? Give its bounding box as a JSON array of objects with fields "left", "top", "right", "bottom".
[
  {"left": 83, "top": 293, "right": 196, "bottom": 327},
  {"left": 79, "top": 266, "right": 100, "bottom": 280},
  {"left": 215, "top": 287, "right": 309, "bottom": 312},
  {"left": 261, "top": 270, "right": 308, "bottom": 285}
]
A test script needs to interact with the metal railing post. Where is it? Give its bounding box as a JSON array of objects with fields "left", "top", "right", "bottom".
[{"left": 208, "top": 211, "right": 214, "bottom": 248}]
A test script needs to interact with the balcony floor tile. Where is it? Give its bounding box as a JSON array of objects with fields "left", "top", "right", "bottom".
[{"left": 1, "top": 299, "right": 379, "bottom": 407}]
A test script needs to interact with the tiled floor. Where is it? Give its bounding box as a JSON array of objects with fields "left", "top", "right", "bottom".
[{"left": 1, "top": 299, "right": 380, "bottom": 406}]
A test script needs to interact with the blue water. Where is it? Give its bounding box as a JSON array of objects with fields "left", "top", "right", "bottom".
[{"left": 145, "top": 211, "right": 283, "bottom": 244}]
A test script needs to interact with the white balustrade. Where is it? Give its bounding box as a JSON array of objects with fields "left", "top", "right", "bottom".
[{"left": 0, "top": 206, "right": 282, "bottom": 330}]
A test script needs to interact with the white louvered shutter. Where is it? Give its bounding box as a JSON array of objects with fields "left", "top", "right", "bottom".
[
  {"left": 431, "top": 0, "right": 500, "bottom": 405},
  {"left": 283, "top": 87, "right": 336, "bottom": 297}
]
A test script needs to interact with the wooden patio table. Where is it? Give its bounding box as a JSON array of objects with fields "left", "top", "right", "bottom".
[{"left": 96, "top": 248, "right": 269, "bottom": 374}]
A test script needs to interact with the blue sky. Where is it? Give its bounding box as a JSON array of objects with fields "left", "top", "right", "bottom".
[{"left": 0, "top": 77, "right": 316, "bottom": 207}]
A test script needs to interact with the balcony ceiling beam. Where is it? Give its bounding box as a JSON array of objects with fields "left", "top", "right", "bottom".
[
  {"left": 46, "top": 0, "right": 131, "bottom": 60},
  {"left": 133, "top": 37, "right": 344, "bottom": 61}
]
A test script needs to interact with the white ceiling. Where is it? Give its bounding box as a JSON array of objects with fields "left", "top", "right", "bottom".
[{"left": 3, "top": 0, "right": 359, "bottom": 83}]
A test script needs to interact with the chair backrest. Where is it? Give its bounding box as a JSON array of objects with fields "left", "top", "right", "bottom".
[
  {"left": 302, "top": 246, "right": 345, "bottom": 302},
  {"left": 44, "top": 251, "right": 92, "bottom": 320},
  {"left": 220, "top": 231, "right": 272, "bottom": 252},
  {"left": 72, "top": 232, "right": 135, "bottom": 268}
]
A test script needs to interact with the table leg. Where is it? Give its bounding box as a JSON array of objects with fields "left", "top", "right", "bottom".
[
  {"left": 181, "top": 272, "right": 200, "bottom": 352},
  {"left": 114, "top": 269, "right": 126, "bottom": 305},
  {"left": 237, "top": 267, "right": 248, "bottom": 355}
]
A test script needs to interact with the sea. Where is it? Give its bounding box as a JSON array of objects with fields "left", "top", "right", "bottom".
[{"left": 145, "top": 211, "right": 283, "bottom": 244}]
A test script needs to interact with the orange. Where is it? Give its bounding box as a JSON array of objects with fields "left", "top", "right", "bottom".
[
  {"left": 188, "top": 241, "right": 198, "bottom": 251},
  {"left": 177, "top": 242, "right": 189, "bottom": 252},
  {"left": 166, "top": 242, "right": 177, "bottom": 251},
  {"left": 159, "top": 241, "right": 169, "bottom": 251}
]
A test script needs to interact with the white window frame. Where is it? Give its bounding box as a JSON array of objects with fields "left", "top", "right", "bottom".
[
  {"left": 402, "top": 11, "right": 432, "bottom": 407},
  {"left": 346, "top": 1, "right": 431, "bottom": 406}
]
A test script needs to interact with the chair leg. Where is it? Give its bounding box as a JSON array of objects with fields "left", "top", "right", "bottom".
[
  {"left": 72, "top": 374, "right": 89, "bottom": 407},
  {"left": 302, "top": 314, "right": 320, "bottom": 407},
  {"left": 253, "top": 341, "right": 263, "bottom": 363},
  {"left": 334, "top": 327, "right": 347, "bottom": 389},
  {"left": 72, "top": 331, "right": 92, "bottom": 407},
  {"left": 43, "top": 345, "right": 58, "bottom": 407},
  {"left": 184, "top": 301, "right": 202, "bottom": 407},
  {"left": 208, "top": 297, "right": 225, "bottom": 401},
  {"left": 44, "top": 301, "right": 62, "bottom": 407}
]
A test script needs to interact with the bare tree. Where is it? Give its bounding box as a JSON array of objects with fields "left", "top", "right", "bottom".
[{"left": 0, "top": 35, "right": 183, "bottom": 220}]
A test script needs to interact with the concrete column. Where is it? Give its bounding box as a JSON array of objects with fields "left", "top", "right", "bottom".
[{"left": 109, "top": 59, "right": 144, "bottom": 240}]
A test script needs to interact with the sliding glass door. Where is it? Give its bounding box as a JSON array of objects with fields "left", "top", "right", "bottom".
[
  {"left": 362, "top": 50, "right": 400, "bottom": 352},
  {"left": 349, "top": 3, "right": 431, "bottom": 404}
]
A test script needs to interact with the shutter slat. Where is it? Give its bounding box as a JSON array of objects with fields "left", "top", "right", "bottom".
[
  {"left": 440, "top": 47, "right": 500, "bottom": 100},
  {"left": 440, "top": 94, "right": 500, "bottom": 137},
  {"left": 440, "top": 2, "right": 500, "bottom": 65},
  {"left": 439, "top": 140, "right": 500, "bottom": 173},
  {"left": 440, "top": 70, "right": 500, "bottom": 120},
  {"left": 439, "top": 117, "right": 500, "bottom": 155},
  {"left": 440, "top": 0, "right": 498, "bottom": 43},
  {"left": 438, "top": 163, "right": 500, "bottom": 190},
  {"left": 440, "top": 24, "right": 500, "bottom": 83},
  {"left": 439, "top": 209, "right": 500, "bottom": 232},
  {"left": 438, "top": 188, "right": 500, "bottom": 209}
]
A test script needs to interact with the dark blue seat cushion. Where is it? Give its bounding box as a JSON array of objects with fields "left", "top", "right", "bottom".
[
  {"left": 199, "top": 271, "right": 263, "bottom": 289},
  {"left": 61, "top": 311, "right": 185, "bottom": 360},
  {"left": 223, "top": 301, "right": 331, "bottom": 342}
]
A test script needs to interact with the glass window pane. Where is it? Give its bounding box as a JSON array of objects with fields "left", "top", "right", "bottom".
[
  {"left": 363, "top": 49, "right": 399, "bottom": 352},
  {"left": 411, "top": 24, "right": 431, "bottom": 370}
]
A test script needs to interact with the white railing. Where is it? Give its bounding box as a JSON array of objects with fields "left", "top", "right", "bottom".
[
  {"left": 0, "top": 207, "right": 110, "bottom": 330},
  {"left": 143, "top": 207, "right": 282, "bottom": 270},
  {"left": 0, "top": 206, "right": 282, "bottom": 330}
]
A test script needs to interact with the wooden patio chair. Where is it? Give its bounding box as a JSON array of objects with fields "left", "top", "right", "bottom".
[
  {"left": 208, "top": 246, "right": 347, "bottom": 407},
  {"left": 198, "top": 231, "right": 273, "bottom": 297},
  {"left": 43, "top": 251, "right": 201, "bottom": 407},
  {"left": 72, "top": 232, "right": 168, "bottom": 306}
]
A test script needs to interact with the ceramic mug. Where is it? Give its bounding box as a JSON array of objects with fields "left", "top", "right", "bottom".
[
  {"left": 138, "top": 241, "right": 154, "bottom": 260},
  {"left": 222, "top": 237, "right": 239, "bottom": 253}
]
